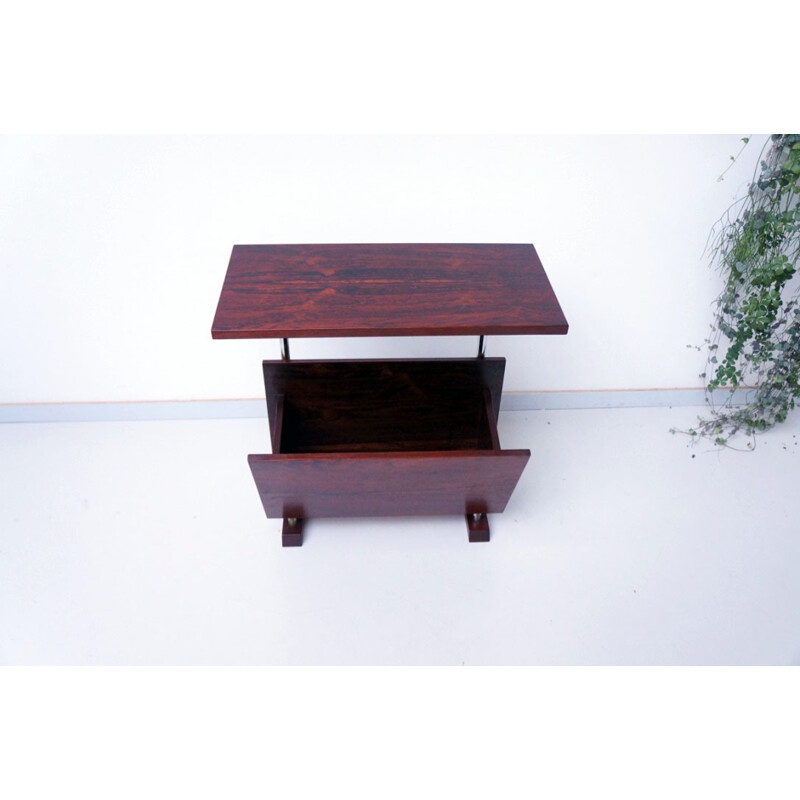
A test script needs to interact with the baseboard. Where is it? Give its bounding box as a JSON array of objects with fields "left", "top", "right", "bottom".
[
  {"left": 502, "top": 387, "right": 751, "bottom": 411},
  {"left": 0, "top": 388, "right": 754, "bottom": 424}
]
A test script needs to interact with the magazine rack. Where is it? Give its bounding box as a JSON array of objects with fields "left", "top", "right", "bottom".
[{"left": 212, "top": 244, "right": 568, "bottom": 546}]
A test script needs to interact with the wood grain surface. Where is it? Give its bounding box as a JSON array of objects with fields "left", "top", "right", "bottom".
[
  {"left": 261, "top": 358, "right": 506, "bottom": 454},
  {"left": 212, "top": 243, "right": 568, "bottom": 339},
  {"left": 249, "top": 356, "right": 529, "bottom": 524},
  {"left": 248, "top": 450, "right": 531, "bottom": 520}
]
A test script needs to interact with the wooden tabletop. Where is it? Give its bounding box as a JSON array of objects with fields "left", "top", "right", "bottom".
[{"left": 211, "top": 243, "right": 568, "bottom": 339}]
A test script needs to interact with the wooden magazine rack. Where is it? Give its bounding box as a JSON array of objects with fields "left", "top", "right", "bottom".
[{"left": 212, "top": 244, "right": 568, "bottom": 546}]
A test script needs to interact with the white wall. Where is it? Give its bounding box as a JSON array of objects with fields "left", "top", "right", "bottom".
[{"left": 0, "top": 134, "right": 764, "bottom": 404}]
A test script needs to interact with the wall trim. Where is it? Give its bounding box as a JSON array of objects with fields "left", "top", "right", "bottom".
[{"left": 0, "top": 388, "right": 752, "bottom": 424}]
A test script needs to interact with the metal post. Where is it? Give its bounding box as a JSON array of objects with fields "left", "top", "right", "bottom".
[
  {"left": 280, "top": 338, "right": 291, "bottom": 361},
  {"left": 477, "top": 335, "right": 486, "bottom": 358}
]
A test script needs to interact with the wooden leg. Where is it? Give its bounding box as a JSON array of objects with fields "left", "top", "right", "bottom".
[
  {"left": 282, "top": 517, "right": 304, "bottom": 547},
  {"left": 466, "top": 512, "right": 490, "bottom": 543}
]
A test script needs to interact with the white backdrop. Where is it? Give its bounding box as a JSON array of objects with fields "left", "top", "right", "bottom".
[{"left": 0, "top": 134, "right": 764, "bottom": 404}]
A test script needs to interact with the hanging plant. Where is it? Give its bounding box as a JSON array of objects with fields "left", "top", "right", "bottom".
[{"left": 683, "top": 134, "right": 800, "bottom": 447}]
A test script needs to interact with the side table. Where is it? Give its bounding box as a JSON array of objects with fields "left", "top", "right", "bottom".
[{"left": 212, "top": 243, "right": 568, "bottom": 546}]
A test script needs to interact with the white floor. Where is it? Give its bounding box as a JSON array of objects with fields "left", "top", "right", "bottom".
[{"left": 1, "top": 405, "right": 799, "bottom": 665}]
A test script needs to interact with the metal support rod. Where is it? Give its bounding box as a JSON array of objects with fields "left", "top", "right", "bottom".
[
  {"left": 280, "top": 338, "right": 291, "bottom": 361},
  {"left": 477, "top": 335, "right": 486, "bottom": 358}
]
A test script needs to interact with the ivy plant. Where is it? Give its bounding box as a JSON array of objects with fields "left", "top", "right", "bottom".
[{"left": 682, "top": 134, "right": 800, "bottom": 447}]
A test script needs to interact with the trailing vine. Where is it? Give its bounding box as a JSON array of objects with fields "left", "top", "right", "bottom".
[{"left": 681, "top": 134, "right": 800, "bottom": 447}]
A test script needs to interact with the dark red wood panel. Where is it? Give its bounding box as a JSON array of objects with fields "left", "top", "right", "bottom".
[
  {"left": 248, "top": 450, "right": 531, "bottom": 520},
  {"left": 261, "top": 358, "right": 506, "bottom": 454},
  {"left": 212, "top": 243, "right": 568, "bottom": 339}
]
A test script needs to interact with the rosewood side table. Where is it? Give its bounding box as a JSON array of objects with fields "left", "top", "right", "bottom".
[{"left": 211, "top": 244, "right": 568, "bottom": 546}]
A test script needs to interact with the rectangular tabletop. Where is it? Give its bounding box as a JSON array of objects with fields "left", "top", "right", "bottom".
[{"left": 211, "top": 243, "right": 568, "bottom": 339}]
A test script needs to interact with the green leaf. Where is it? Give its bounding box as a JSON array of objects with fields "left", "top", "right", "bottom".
[{"left": 697, "top": 134, "right": 800, "bottom": 445}]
